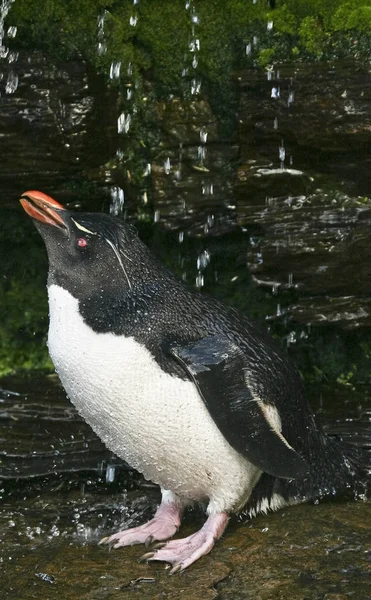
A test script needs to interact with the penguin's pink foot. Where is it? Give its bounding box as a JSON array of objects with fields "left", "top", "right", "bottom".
[
  {"left": 99, "top": 500, "right": 182, "bottom": 548},
  {"left": 141, "top": 512, "right": 229, "bottom": 573}
]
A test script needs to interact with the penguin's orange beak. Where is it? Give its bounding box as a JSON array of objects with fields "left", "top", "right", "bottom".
[{"left": 20, "top": 190, "right": 66, "bottom": 229}]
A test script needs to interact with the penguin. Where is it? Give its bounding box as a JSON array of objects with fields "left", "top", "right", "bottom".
[{"left": 20, "top": 190, "right": 367, "bottom": 573}]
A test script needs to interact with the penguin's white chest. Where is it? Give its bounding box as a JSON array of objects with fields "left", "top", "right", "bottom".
[{"left": 47, "top": 284, "right": 260, "bottom": 511}]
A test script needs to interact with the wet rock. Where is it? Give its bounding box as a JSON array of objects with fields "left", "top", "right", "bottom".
[
  {"left": 150, "top": 97, "right": 239, "bottom": 233},
  {"left": 0, "top": 375, "right": 125, "bottom": 479},
  {"left": 235, "top": 63, "right": 371, "bottom": 331},
  {"left": 235, "top": 161, "right": 313, "bottom": 203},
  {"left": 1, "top": 482, "right": 369, "bottom": 600},
  {"left": 237, "top": 62, "right": 371, "bottom": 197}
]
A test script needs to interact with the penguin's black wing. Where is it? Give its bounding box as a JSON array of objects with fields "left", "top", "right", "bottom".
[{"left": 170, "top": 334, "right": 308, "bottom": 479}]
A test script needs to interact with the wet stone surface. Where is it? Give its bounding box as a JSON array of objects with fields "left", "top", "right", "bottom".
[{"left": 1, "top": 482, "right": 370, "bottom": 599}]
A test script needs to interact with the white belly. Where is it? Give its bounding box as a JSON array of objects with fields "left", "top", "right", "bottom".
[{"left": 47, "top": 284, "right": 260, "bottom": 512}]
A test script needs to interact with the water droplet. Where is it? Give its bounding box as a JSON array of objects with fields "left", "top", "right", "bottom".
[
  {"left": 7, "top": 50, "right": 17, "bottom": 63},
  {"left": 5, "top": 70, "right": 18, "bottom": 94},
  {"left": 287, "top": 331, "right": 296, "bottom": 346},
  {"left": 110, "top": 61, "right": 121, "bottom": 79},
  {"left": 97, "top": 42, "right": 107, "bottom": 56},
  {"left": 110, "top": 186, "right": 125, "bottom": 216},
  {"left": 279, "top": 143, "right": 285, "bottom": 163},
  {"left": 198, "top": 145, "right": 206, "bottom": 163},
  {"left": 7, "top": 25, "right": 17, "bottom": 38},
  {"left": 191, "top": 78, "right": 201, "bottom": 95},
  {"left": 164, "top": 157, "right": 171, "bottom": 174},
  {"left": 117, "top": 112, "right": 131, "bottom": 134},
  {"left": 154, "top": 210, "right": 160, "bottom": 223},
  {"left": 202, "top": 183, "right": 214, "bottom": 195},
  {"left": 196, "top": 272, "right": 204, "bottom": 288},
  {"left": 189, "top": 39, "right": 200, "bottom": 52},
  {"left": 197, "top": 249, "right": 211, "bottom": 270},
  {"left": 106, "top": 465, "right": 116, "bottom": 482}
]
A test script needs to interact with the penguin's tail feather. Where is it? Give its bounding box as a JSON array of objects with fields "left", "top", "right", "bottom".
[{"left": 242, "top": 433, "right": 370, "bottom": 519}]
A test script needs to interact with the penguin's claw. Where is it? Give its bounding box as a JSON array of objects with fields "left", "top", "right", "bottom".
[
  {"left": 138, "top": 551, "right": 155, "bottom": 562},
  {"left": 98, "top": 536, "right": 109, "bottom": 545},
  {"left": 169, "top": 563, "right": 183, "bottom": 575}
]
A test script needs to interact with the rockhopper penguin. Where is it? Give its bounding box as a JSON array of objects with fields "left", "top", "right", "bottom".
[{"left": 20, "top": 190, "right": 367, "bottom": 573}]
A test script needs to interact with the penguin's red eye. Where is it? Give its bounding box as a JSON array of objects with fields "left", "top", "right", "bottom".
[{"left": 77, "top": 238, "right": 87, "bottom": 248}]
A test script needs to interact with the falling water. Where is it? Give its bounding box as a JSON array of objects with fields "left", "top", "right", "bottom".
[
  {"left": 184, "top": 1, "right": 201, "bottom": 95},
  {"left": 97, "top": 11, "right": 108, "bottom": 56},
  {"left": 110, "top": 186, "right": 125, "bottom": 216},
  {"left": 0, "top": 0, "right": 18, "bottom": 95},
  {"left": 99, "top": 0, "right": 143, "bottom": 216}
]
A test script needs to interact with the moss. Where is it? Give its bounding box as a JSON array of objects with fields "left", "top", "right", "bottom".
[
  {"left": 298, "top": 16, "right": 329, "bottom": 57},
  {"left": 258, "top": 48, "right": 276, "bottom": 67},
  {"left": 8, "top": 0, "right": 371, "bottom": 91},
  {"left": 333, "top": 4, "right": 371, "bottom": 32}
]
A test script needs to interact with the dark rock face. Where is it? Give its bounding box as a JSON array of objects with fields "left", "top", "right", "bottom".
[{"left": 235, "top": 63, "right": 371, "bottom": 330}]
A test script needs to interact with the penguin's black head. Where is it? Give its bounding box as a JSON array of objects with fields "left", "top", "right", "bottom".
[{"left": 20, "top": 190, "right": 145, "bottom": 301}]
